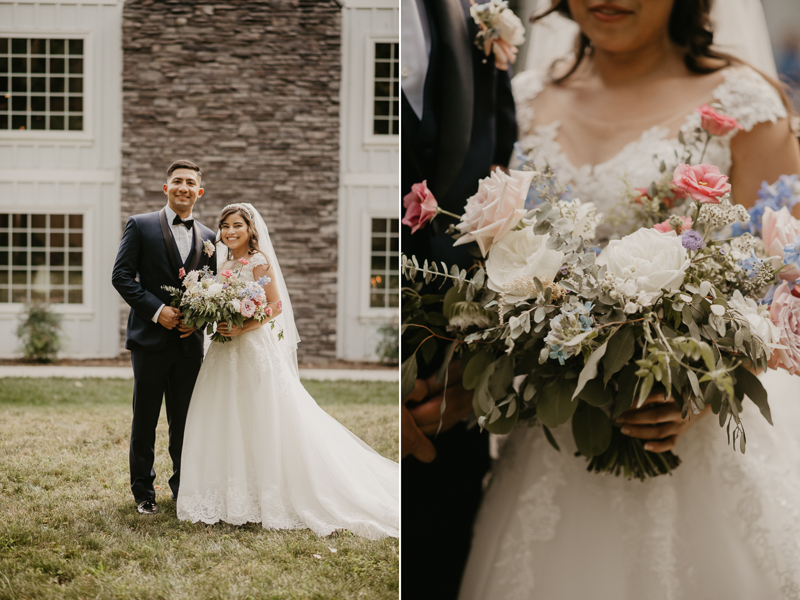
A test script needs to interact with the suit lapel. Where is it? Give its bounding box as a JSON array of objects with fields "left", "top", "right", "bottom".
[
  {"left": 186, "top": 222, "right": 203, "bottom": 272},
  {"left": 432, "top": 0, "right": 474, "bottom": 199},
  {"left": 158, "top": 207, "right": 182, "bottom": 276}
]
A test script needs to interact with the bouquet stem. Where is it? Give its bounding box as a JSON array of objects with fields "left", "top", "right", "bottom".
[{"left": 583, "top": 427, "right": 681, "bottom": 481}]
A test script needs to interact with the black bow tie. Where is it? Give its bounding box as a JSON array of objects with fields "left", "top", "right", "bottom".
[{"left": 172, "top": 215, "right": 194, "bottom": 229}]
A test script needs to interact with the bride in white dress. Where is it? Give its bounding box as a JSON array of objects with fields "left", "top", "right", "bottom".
[
  {"left": 176, "top": 203, "right": 398, "bottom": 539},
  {"left": 458, "top": 0, "right": 800, "bottom": 598}
]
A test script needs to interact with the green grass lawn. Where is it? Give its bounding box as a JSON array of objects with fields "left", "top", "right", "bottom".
[{"left": 0, "top": 378, "right": 398, "bottom": 600}]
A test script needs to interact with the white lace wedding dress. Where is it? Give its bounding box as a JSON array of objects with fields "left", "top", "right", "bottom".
[
  {"left": 458, "top": 66, "right": 800, "bottom": 599},
  {"left": 176, "top": 254, "right": 399, "bottom": 539}
]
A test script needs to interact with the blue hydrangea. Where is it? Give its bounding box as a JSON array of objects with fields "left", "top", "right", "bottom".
[
  {"left": 681, "top": 229, "right": 706, "bottom": 251},
  {"left": 731, "top": 174, "right": 800, "bottom": 236}
]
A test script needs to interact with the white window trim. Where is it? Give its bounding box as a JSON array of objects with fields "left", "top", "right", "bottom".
[
  {"left": 0, "top": 32, "right": 93, "bottom": 142},
  {"left": 360, "top": 209, "right": 398, "bottom": 319},
  {"left": 0, "top": 205, "right": 93, "bottom": 315},
  {"left": 362, "top": 36, "right": 399, "bottom": 148}
]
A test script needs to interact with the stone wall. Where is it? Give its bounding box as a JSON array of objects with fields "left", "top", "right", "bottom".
[{"left": 121, "top": 0, "right": 342, "bottom": 362}]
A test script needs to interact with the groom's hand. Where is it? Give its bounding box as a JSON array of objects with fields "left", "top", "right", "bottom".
[
  {"left": 157, "top": 306, "right": 182, "bottom": 330},
  {"left": 402, "top": 379, "right": 437, "bottom": 462},
  {"left": 177, "top": 320, "right": 196, "bottom": 338},
  {"left": 407, "top": 361, "right": 476, "bottom": 436}
]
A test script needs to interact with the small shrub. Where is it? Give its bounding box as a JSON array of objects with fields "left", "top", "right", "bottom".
[
  {"left": 16, "top": 302, "right": 64, "bottom": 362},
  {"left": 375, "top": 321, "right": 399, "bottom": 365}
]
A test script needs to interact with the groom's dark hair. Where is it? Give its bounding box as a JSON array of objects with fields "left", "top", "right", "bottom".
[{"left": 166, "top": 160, "right": 202, "bottom": 181}]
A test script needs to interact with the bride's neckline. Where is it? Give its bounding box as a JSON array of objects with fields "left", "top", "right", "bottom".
[{"left": 521, "top": 67, "right": 737, "bottom": 173}]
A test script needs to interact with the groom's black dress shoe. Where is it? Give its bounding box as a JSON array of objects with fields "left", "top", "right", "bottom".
[{"left": 136, "top": 499, "right": 158, "bottom": 515}]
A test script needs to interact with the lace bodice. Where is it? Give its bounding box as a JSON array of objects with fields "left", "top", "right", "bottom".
[
  {"left": 221, "top": 252, "right": 269, "bottom": 283},
  {"left": 511, "top": 65, "right": 787, "bottom": 237}
]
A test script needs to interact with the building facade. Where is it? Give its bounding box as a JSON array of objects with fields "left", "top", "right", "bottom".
[{"left": 0, "top": 0, "right": 398, "bottom": 363}]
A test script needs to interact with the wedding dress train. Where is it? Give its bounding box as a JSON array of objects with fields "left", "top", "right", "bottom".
[
  {"left": 458, "top": 66, "right": 800, "bottom": 598},
  {"left": 177, "top": 254, "right": 399, "bottom": 539}
]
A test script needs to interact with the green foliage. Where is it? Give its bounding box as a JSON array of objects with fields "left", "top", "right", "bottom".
[
  {"left": 374, "top": 321, "right": 399, "bottom": 365},
  {"left": 15, "top": 302, "right": 64, "bottom": 363}
]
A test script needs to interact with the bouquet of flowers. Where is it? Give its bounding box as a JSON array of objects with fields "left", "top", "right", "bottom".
[
  {"left": 163, "top": 258, "right": 281, "bottom": 343},
  {"left": 402, "top": 106, "right": 800, "bottom": 480}
]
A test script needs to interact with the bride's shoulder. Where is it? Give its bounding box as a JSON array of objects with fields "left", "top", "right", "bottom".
[
  {"left": 713, "top": 64, "right": 788, "bottom": 131},
  {"left": 247, "top": 251, "right": 270, "bottom": 270},
  {"left": 511, "top": 69, "right": 566, "bottom": 135}
]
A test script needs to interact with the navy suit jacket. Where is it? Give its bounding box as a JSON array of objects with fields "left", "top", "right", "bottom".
[
  {"left": 112, "top": 208, "right": 217, "bottom": 356},
  {"left": 401, "top": 0, "right": 518, "bottom": 272}
]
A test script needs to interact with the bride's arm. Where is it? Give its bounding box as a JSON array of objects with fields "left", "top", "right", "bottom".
[
  {"left": 216, "top": 263, "right": 283, "bottom": 337},
  {"left": 729, "top": 118, "right": 800, "bottom": 216}
]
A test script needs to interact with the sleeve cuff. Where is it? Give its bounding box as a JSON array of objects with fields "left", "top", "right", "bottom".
[{"left": 152, "top": 304, "right": 165, "bottom": 324}]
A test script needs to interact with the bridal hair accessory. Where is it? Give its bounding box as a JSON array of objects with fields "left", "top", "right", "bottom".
[
  {"left": 222, "top": 203, "right": 255, "bottom": 219},
  {"left": 469, "top": 0, "right": 525, "bottom": 71}
]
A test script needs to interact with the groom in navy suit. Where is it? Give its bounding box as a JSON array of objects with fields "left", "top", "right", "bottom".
[
  {"left": 401, "top": 0, "right": 517, "bottom": 597},
  {"left": 112, "top": 160, "right": 217, "bottom": 515}
]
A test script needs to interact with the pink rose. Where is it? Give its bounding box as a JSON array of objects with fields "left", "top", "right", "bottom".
[
  {"left": 239, "top": 258, "right": 249, "bottom": 266},
  {"left": 220, "top": 270, "right": 233, "bottom": 278},
  {"left": 277, "top": 300, "right": 283, "bottom": 311},
  {"left": 485, "top": 38, "right": 518, "bottom": 71},
  {"left": 241, "top": 298, "right": 256, "bottom": 318},
  {"left": 769, "top": 282, "right": 800, "bottom": 375},
  {"left": 454, "top": 169, "right": 533, "bottom": 256},
  {"left": 672, "top": 163, "right": 731, "bottom": 204},
  {"left": 178, "top": 267, "right": 186, "bottom": 279},
  {"left": 696, "top": 105, "right": 743, "bottom": 137},
  {"left": 654, "top": 216, "right": 693, "bottom": 234},
  {"left": 402, "top": 181, "right": 438, "bottom": 234},
  {"left": 266, "top": 307, "right": 273, "bottom": 317},
  {"left": 762, "top": 207, "right": 800, "bottom": 282}
]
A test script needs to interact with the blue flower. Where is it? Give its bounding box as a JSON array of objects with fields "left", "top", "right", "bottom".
[
  {"left": 680, "top": 229, "right": 706, "bottom": 251},
  {"left": 783, "top": 234, "right": 800, "bottom": 267},
  {"left": 549, "top": 345, "right": 568, "bottom": 365},
  {"left": 256, "top": 276, "right": 271, "bottom": 286},
  {"left": 739, "top": 252, "right": 761, "bottom": 279}
]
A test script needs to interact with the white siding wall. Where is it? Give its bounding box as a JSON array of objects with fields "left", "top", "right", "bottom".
[
  {"left": 337, "top": 0, "right": 399, "bottom": 361},
  {"left": 0, "top": 0, "right": 122, "bottom": 357}
]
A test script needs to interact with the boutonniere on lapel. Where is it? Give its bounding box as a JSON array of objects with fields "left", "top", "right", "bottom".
[
  {"left": 203, "top": 239, "right": 215, "bottom": 257},
  {"left": 469, "top": 0, "right": 526, "bottom": 71}
]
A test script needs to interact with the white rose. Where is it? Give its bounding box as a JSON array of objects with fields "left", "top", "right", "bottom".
[
  {"left": 486, "top": 227, "right": 565, "bottom": 303},
  {"left": 729, "top": 290, "right": 782, "bottom": 347},
  {"left": 207, "top": 283, "right": 224, "bottom": 296},
  {"left": 230, "top": 299, "right": 242, "bottom": 312},
  {"left": 495, "top": 8, "right": 526, "bottom": 46},
  {"left": 598, "top": 228, "right": 689, "bottom": 304},
  {"left": 454, "top": 169, "right": 533, "bottom": 257}
]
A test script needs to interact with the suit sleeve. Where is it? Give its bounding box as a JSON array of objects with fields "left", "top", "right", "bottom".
[
  {"left": 111, "top": 217, "right": 165, "bottom": 321},
  {"left": 493, "top": 67, "right": 518, "bottom": 168}
]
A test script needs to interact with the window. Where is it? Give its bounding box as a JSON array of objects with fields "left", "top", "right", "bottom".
[
  {"left": 372, "top": 42, "right": 399, "bottom": 136},
  {"left": 369, "top": 217, "right": 399, "bottom": 309},
  {"left": 0, "top": 37, "right": 84, "bottom": 131},
  {"left": 0, "top": 213, "right": 84, "bottom": 304}
]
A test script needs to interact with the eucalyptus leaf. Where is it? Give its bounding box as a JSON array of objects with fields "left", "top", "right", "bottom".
[
  {"left": 734, "top": 365, "right": 772, "bottom": 425},
  {"left": 542, "top": 425, "right": 560, "bottom": 451},
  {"left": 572, "top": 402, "right": 613, "bottom": 457},
  {"left": 537, "top": 378, "right": 579, "bottom": 429},
  {"left": 572, "top": 341, "right": 608, "bottom": 400},
  {"left": 401, "top": 353, "right": 418, "bottom": 400},
  {"left": 462, "top": 351, "right": 494, "bottom": 390},
  {"left": 602, "top": 327, "right": 636, "bottom": 386}
]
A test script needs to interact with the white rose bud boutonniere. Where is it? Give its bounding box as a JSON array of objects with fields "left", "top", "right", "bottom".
[
  {"left": 203, "top": 239, "right": 216, "bottom": 257},
  {"left": 470, "top": 0, "right": 526, "bottom": 71}
]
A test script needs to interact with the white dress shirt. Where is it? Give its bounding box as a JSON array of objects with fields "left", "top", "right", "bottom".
[
  {"left": 401, "top": 0, "right": 432, "bottom": 120},
  {"left": 152, "top": 205, "right": 195, "bottom": 323}
]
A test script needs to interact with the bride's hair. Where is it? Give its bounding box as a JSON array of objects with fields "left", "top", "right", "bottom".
[
  {"left": 534, "top": 0, "right": 793, "bottom": 112},
  {"left": 217, "top": 204, "right": 262, "bottom": 259}
]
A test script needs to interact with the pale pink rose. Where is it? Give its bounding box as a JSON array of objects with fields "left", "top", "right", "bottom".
[
  {"left": 266, "top": 307, "right": 273, "bottom": 317},
  {"left": 654, "top": 216, "right": 693, "bottom": 234},
  {"left": 769, "top": 282, "right": 800, "bottom": 375},
  {"left": 178, "top": 267, "right": 186, "bottom": 279},
  {"left": 239, "top": 257, "right": 249, "bottom": 266},
  {"left": 763, "top": 207, "right": 800, "bottom": 281},
  {"left": 241, "top": 298, "right": 256, "bottom": 318},
  {"left": 672, "top": 163, "right": 731, "bottom": 204},
  {"left": 277, "top": 300, "right": 283, "bottom": 311},
  {"left": 696, "top": 105, "right": 743, "bottom": 137},
  {"left": 454, "top": 169, "right": 534, "bottom": 256},
  {"left": 220, "top": 270, "right": 233, "bottom": 278},
  {"left": 402, "top": 181, "right": 438, "bottom": 234}
]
